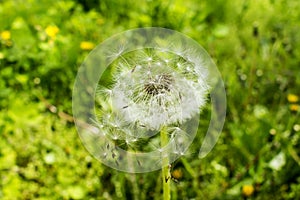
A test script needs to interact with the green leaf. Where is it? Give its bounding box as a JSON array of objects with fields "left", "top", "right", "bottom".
[
  {"left": 213, "top": 25, "right": 229, "bottom": 38},
  {"left": 0, "top": 146, "right": 17, "bottom": 170},
  {"left": 67, "top": 186, "right": 86, "bottom": 199}
]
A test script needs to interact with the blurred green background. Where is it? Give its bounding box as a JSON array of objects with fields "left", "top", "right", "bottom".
[{"left": 0, "top": 0, "right": 300, "bottom": 199}]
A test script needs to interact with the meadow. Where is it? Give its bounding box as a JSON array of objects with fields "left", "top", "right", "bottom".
[{"left": 0, "top": 0, "right": 300, "bottom": 199}]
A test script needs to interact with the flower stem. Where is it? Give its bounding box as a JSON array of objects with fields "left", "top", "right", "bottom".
[{"left": 160, "top": 127, "right": 171, "bottom": 200}]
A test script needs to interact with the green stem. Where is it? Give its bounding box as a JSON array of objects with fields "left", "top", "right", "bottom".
[
  {"left": 160, "top": 127, "right": 171, "bottom": 200},
  {"left": 127, "top": 173, "right": 139, "bottom": 200}
]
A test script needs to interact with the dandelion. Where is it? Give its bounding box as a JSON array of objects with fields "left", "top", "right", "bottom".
[
  {"left": 171, "top": 168, "right": 183, "bottom": 179},
  {"left": 94, "top": 47, "right": 210, "bottom": 200},
  {"left": 45, "top": 25, "right": 59, "bottom": 39},
  {"left": 290, "top": 104, "right": 299, "bottom": 112},
  {"left": 269, "top": 128, "right": 276, "bottom": 135},
  {"left": 242, "top": 185, "right": 254, "bottom": 197},
  {"left": 95, "top": 48, "right": 210, "bottom": 161},
  {"left": 1, "top": 30, "right": 11, "bottom": 40},
  {"left": 74, "top": 27, "right": 225, "bottom": 172},
  {"left": 105, "top": 49, "right": 209, "bottom": 131},
  {"left": 80, "top": 41, "right": 95, "bottom": 50},
  {"left": 74, "top": 28, "right": 225, "bottom": 200},
  {"left": 293, "top": 124, "right": 300, "bottom": 132},
  {"left": 287, "top": 94, "right": 299, "bottom": 103}
]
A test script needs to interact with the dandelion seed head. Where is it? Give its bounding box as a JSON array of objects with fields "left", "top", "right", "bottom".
[
  {"left": 74, "top": 28, "right": 226, "bottom": 172},
  {"left": 104, "top": 49, "right": 210, "bottom": 130}
]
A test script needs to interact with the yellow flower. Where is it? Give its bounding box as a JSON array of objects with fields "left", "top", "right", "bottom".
[
  {"left": 287, "top": 94, "right": 299, "bottom": 103},
  {"left": 80, "top": 41, "right": 95, "bottom": 50},
  {"left": 1, "top": 30, "right": 11, "bottom": 40},
  {"left": 171, "top": 169, "right": 183, "bottom": 179},
  {"left": 45, "top": 25, "right": 59, "bottom": 39},
  {"left": 242, "top": 185, "right": 254, "bottom": 197},
  {"left": 290, "top": 104, "right": 299, "bottom": 112}
]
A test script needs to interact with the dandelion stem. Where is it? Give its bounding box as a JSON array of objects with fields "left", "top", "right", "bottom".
[{"left": 160, "top": 127, "right": 171, "bottom": 200}]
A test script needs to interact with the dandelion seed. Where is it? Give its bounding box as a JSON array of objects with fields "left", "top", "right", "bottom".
[
  {"left": 137, "top": 159, "right": 142, "bottom": 166},
  {"left": 112, "top": 152, "right": 116, "bottom": 159},
  {"left": 112, "top": 135, "right": 118, "bottom": 140},
  {"left": 103, "top": 152, "right": 107, "bottom": 159},
  {"left": 108, "top": 44, "right": 126, "bottom": 60}
]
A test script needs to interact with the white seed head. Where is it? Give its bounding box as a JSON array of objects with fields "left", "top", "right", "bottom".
[
  {"left": 73, "top": 28, "right": 226, "bottom": 173},
  {"left": 98, "top": 49, "right": 210, "bottom": 131}
]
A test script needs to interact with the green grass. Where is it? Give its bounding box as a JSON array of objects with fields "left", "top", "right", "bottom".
[{"left": 0, "top": 0, "right": 300, "bottom": 199}]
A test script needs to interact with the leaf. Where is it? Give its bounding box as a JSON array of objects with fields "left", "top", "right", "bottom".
[
  {"left": 67, "top": 186, "right": 86, "bottom": 199},
  {"left": 0, "top": 146, "right": 17, "bottom": 170},
  {"left": 213, "top": 25, "right": 230, "bottom": 38}
]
